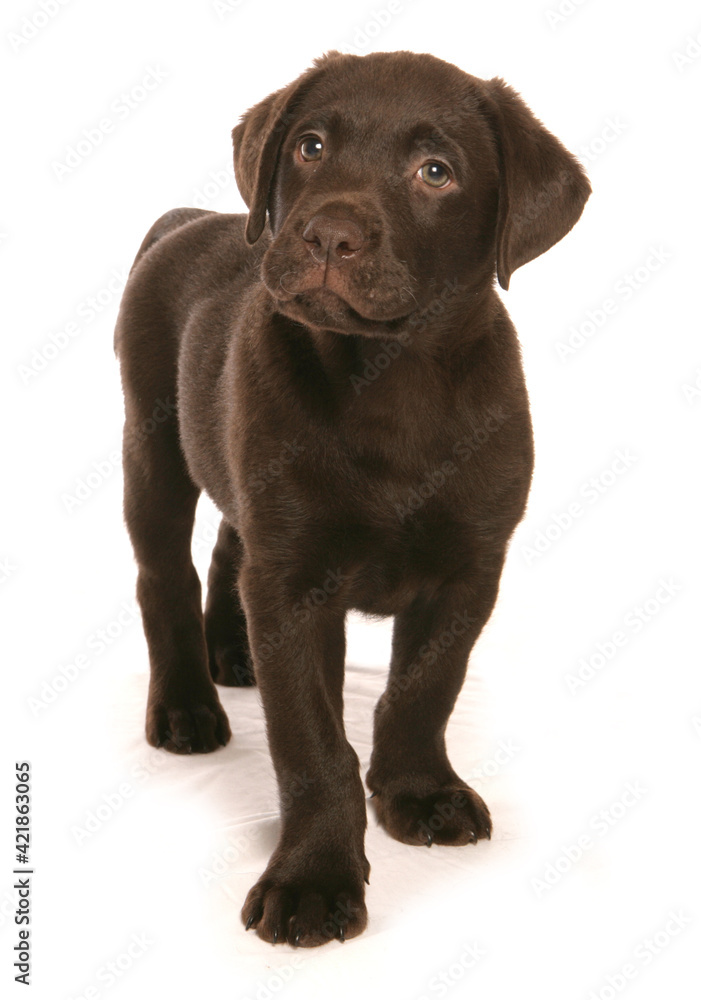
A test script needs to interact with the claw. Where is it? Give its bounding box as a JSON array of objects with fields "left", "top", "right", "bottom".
[
  {"left": 364, "top": 874, "right": 370, "bottom": 885},
  {"left": 425, "top": 831, "right": 433, "bottom": 847},
  {"left": 245, "top": 914, "right": 254, "bottom": 931},
  {"left": 272, "top": 928, "right": 278, "bottom": 945},
  {"left": 338, "top": 925, "right": 345, "bottom": 943},
  {"left": 369, "top": 791, "right": 377, "bottom": 798},
  {"left": 293, "top": 929, "right": 301, "bottom": 947}
]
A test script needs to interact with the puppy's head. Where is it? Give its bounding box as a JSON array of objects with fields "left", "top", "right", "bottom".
[{"left": 233, "top": 51, "right": 590, "bottom": 337}]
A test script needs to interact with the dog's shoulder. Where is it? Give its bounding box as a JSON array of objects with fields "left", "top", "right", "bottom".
[{"left": 115, "top": 211, "right": 267, "bottom": 358}]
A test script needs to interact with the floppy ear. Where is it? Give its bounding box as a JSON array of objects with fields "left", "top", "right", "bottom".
[
  {"left": 232, "top": 53, "right": 342, "bottom": 244},
  {"left": 483, "top": 78, "right": 591, "bottom": 290}
]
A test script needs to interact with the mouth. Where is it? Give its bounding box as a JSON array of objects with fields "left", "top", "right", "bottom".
[{"left": 273, "top": 286, "right": 415, "bottom": 338}]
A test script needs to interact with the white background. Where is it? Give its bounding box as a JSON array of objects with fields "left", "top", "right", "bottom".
[{"left": 2, "top": 0, "right": 701, "bottom": 997}]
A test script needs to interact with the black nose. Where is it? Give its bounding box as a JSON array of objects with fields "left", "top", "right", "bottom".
[{"left": 302, "top": 215, "right": 364, "bottom": 265}]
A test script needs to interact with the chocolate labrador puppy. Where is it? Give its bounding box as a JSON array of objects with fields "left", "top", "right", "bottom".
[{"left": 114, "top": 50, "right": 589, "bottom": 946}]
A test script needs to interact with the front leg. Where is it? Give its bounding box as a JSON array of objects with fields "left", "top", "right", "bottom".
[
  {"left": 367, "top": 564, "right": 505, "bottom": 847},
  {"left": 237, "top": 560, "right": 369, "bottom": 947}
]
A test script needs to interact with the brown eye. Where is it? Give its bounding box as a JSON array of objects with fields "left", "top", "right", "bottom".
[
  {"left": 418, "top": 162, "right": 451, "bottom": 188},
  {"left": 299, "top": 135, "right": 323, "bottom": 161}
]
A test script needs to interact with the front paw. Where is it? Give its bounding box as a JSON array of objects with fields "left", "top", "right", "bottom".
[
  {"left": 146, "top": 693, "right": 231, "bottom": 754},
  {"left": 242, "top": 856, "right": 369, "bottom": 947},
  {"left": 370, "top": 783, "right": 491, "bottom": 846}
]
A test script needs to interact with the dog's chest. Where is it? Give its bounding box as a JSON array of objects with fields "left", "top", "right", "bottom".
[
  {"left": 341, "top": 514, "right": 474, "bottom": 616},
  {"left": 290, "top": 438, "right": 482, "bottom": 614}
]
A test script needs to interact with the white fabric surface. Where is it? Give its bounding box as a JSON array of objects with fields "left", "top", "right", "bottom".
[
  {"left": 19, "top": 621, "right": 534, "bottom": 998},
  {"left": 13, "top": 590, "right": 698, "bottom": 999}
]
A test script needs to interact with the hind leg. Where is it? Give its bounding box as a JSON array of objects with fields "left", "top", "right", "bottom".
[
  {"left": 122, "top": 412, "right": 231, "bottom": 754},
  {"left": 204, "top": 519, "right": 255, "bottom": 687}
]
